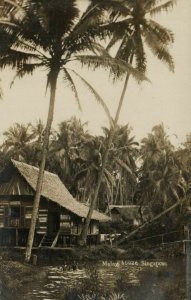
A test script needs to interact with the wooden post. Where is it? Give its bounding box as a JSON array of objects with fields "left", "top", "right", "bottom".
[
  {"left": 16, "top": 228, "right": 18, "bottom": 246},
  {"left": 32, "top": 254, "right": 37, "bottom": 265}
]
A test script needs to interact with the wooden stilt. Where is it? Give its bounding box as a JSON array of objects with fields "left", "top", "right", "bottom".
[{"left": 16, "top": 228, "right": 19, "bottom": 246}]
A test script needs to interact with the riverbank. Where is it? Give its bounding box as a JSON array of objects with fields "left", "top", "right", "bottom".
[
  {"left": 0, "top": 245, "right": 159, "bottom": 269},
  {"left": 0, "top": 244, "right": 186, "bottom": 300},
  {"left": 0, "top": 241, "right": 184, "bottom": 264}
]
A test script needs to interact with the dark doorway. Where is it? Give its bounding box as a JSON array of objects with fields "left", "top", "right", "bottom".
[{"left": 47, "top": 212, "right": 60, "bottom": 237}]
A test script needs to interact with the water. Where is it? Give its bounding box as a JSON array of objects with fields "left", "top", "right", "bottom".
[{"left": 0, "top": 259, "right": 186, "bottom": 300}]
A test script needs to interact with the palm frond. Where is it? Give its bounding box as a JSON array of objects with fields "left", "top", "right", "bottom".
[
  {"left": 0, "top": 18, "right": 19, "bottom": 27},
  {"left": 71, "top": 1, "right": 105, "bottom": 39},
  {"left": 116, "top": 158, "right": 133, "bottom": 174},
  {"left": 31, "top": 0, "right": 79, "bottom": 37},
  {"left": 45, "top": 70, "right": 56, "bottom": 94},
  {"left": 144, "top": 0, "right": 175, "bottom": 11},
  {"left": 0, "top": 0, "right": 24, "bottom": 16},
  {"left": 10, "top": 62, "right": 44, "bottom": 87},
  {"left": 115, "top": 34, "right": 133, "bottom": 61},
  {"left": 144, "top": 19, "right": 174, "bottom": 44},
  {"left": 132, "top": 29, "right": 147, "bottom": 73},
  {"left": 68, "top": 68, "right": 113, "bottom": 126},
  {"left": 116, "top": 158, "right": 137, "bottom": 182},
  {"left": 104, "top": 168, "right": 116, "bottom": 187},
  {"left": 63, "top": 68, "right": 82, "bottom": 112},
  {"left": 64, "top": 20, "right": 115, "bottom": 57},
  {"left": 149, "top": 0, "right": 177, "bottom": 16},
  {"left": 102, "top": 0, "right": 132, "bottom": 19},
  {"left": 106, "top": 34, "right": 121, "bottom": 51},
  {"left": 101, "top": 18, "right": 132, "bottom": 38},
  {"left": 90, "top": 42, "right": 111, "bottom": 57},
  {"left": 0, "top": 49, "right": 40, "bottom": 70},
  {"left": 104, "top": 176, "right": 113, "bottom": 199},
  {"left": 75, "top": 54, "right": 149, "bottom": 82},
  {"left": 143, "top": 28, "right": 174, "bottom": 72}
]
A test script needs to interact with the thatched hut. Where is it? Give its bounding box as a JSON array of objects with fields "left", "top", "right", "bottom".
[
  {"left": 0, "top": 160, "right": 110, "bottom": 248},
  {"left": 108, "top": 205, "right": 151, "bottom": 226}
]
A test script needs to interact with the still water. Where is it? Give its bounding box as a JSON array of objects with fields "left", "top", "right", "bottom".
[{"left": 0, "top": 259, "right": 186, "bottom": 300}]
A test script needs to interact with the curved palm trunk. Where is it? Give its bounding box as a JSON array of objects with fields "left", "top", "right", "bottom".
[
  {"left": 25, "top": 70, "right": 59, "bottom": 262},
  {"left": 79, "top": 72, "right": 130, "bottom": 245}
]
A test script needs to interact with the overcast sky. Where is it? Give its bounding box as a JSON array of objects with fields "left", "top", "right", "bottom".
[{"left": 0, "top": 0, "right": 191, "bottom": 147}]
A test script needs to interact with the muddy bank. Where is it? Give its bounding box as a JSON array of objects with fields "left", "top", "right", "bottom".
[
  {"left": 0, "top": 242, "right": 183, "bottom": 265},
  {"left": 0, "top": 259, "right": 47, "bottom": 294},
  {"left": 0, "top": 245, "right": 186, "bottom": 300},
  {"left": 35, "top": 245, "right": 156, "bottom": 264}
]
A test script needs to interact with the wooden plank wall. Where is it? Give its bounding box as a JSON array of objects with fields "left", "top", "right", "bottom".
[
  {"left": 0, "top": 199, "right": 48, "bottom": 233},
  {"left": 37, "top": 208, "right": 48, "bottom": 234}
]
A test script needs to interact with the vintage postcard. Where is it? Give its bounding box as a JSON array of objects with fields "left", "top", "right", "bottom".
[{"left": 0, "top": 0, "right": 190, "bottom": 299}]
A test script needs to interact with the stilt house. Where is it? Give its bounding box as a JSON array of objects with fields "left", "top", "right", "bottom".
[{"left": 0, "top": 160, "right": 110, "bottom": 248}]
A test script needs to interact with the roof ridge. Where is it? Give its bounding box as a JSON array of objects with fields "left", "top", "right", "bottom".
[{"left": 11, "top": 159, "right": 58, "bottom": 177}]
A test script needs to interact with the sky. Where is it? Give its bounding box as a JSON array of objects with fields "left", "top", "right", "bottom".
[{"left": 0, "top": 0, "right": 191, "bottom": 147}]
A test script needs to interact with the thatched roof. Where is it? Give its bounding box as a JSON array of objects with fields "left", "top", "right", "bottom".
[
  {"left": 109, "top": 205, "right": 150, "bottom": 221},
  {"left": 11, "top": 160, "right": 110, "bottom": 222}
]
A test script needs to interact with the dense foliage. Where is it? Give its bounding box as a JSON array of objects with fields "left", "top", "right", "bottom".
[
  {"left": 0, "top": 0, "right": 186, "bottom": 247},
  {"left": 0, "top": 118, "right": 190, "bottom": 229}
]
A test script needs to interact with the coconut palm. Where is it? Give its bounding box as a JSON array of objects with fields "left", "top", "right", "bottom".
[
  {"left": 1, "top": 122, "right": 34, "bottom": 160},
  {"left": 31, "top": 119, "right": 45, "bottom": 143},
  {"left": 80, "top": 0, "right": 176, "bottom": 244},
  {"left": 114, "top": 125, "right": 188, "bottom": 245},
  {"left": 100, "top": 123, "right": 138, "bottom": 206},
  {"left": 48, "top": 117, "right": 91, "bottom": 191},
  {"left": 0, "top": 0, "right": 145, "bottom": 261},
  {"left": 138, "top": 124, "right": 186, "bottom": 213},
  {"left": 176, "top": 134, "right": 191, "bottom": 182},
  {"left": 109, "top": 124, "right": 139, "bottom": 205},
  {"left": 0, "top": 0, "right": 148, "bottom": 257}
]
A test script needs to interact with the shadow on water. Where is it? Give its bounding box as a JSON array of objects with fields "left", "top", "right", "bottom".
[{"left": 0, "top": 258, "right": 186, "bottom": 300}]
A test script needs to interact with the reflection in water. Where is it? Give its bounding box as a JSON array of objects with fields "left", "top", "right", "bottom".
[{"left": 1, "top": 259, "right": 186, "bottom": 300}]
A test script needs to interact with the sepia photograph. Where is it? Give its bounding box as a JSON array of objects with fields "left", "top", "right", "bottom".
[{"left": 0, "top": 0, "right": 190, "bottom": 299}]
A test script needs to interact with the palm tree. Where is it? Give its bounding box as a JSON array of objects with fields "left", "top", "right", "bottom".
[
  {"left": 0, "top": 120, "right": 49, "bottom": 166},
  {"left": 176, "top": 134, "right": 191, "bottom": 182},
  {"left": 0, "top": 0, "right": 146, "bottom": 260},
  {"left": 110, "top": 124, "right": 139, "bottom": 205},
  {"left": 31, "top": 119, "right": 45, "bottom": 143},
  {"left": 115, "top": 126, "right": 188, "bottom": 246},
  {"left": 80, "top": 0, "right": 176, "bottom": 244},
  {"left": 139, "top": 125, "right": 185, "bottom": 210},
  {"left": 48, "top": 117, "right": 91, "bottom": 191},
  {"left": 0, "top": 1, "right": 93, "bottom": 262},
  {"left": 134, "top": 124, "right": 187, "bottom": 234},
  {"left": 1, "top": 122, "right": 34, "bottom": 160},
  {"left": 100, "top": 123, "right": 138, "bottom": 206}
]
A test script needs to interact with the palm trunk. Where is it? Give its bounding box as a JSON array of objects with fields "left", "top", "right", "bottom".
[
  {"left": 114, "top": 198, "right": 186, "bottom": 246},
  {"left": 25, "top": 70, "right": 59, "bottom": 262},
  {"left": 114, "top": 179, "right": 120, "bottom": 204},
  {"left": 79, "top": 72, "right": 130, "bottom": 245},
  {"left": 119, "top": 178, "right": 123, "bottom": 205}
]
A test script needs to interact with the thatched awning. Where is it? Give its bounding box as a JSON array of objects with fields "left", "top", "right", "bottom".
[{"left": 10, "top": 160, "right": 110, "bottom": 222}]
